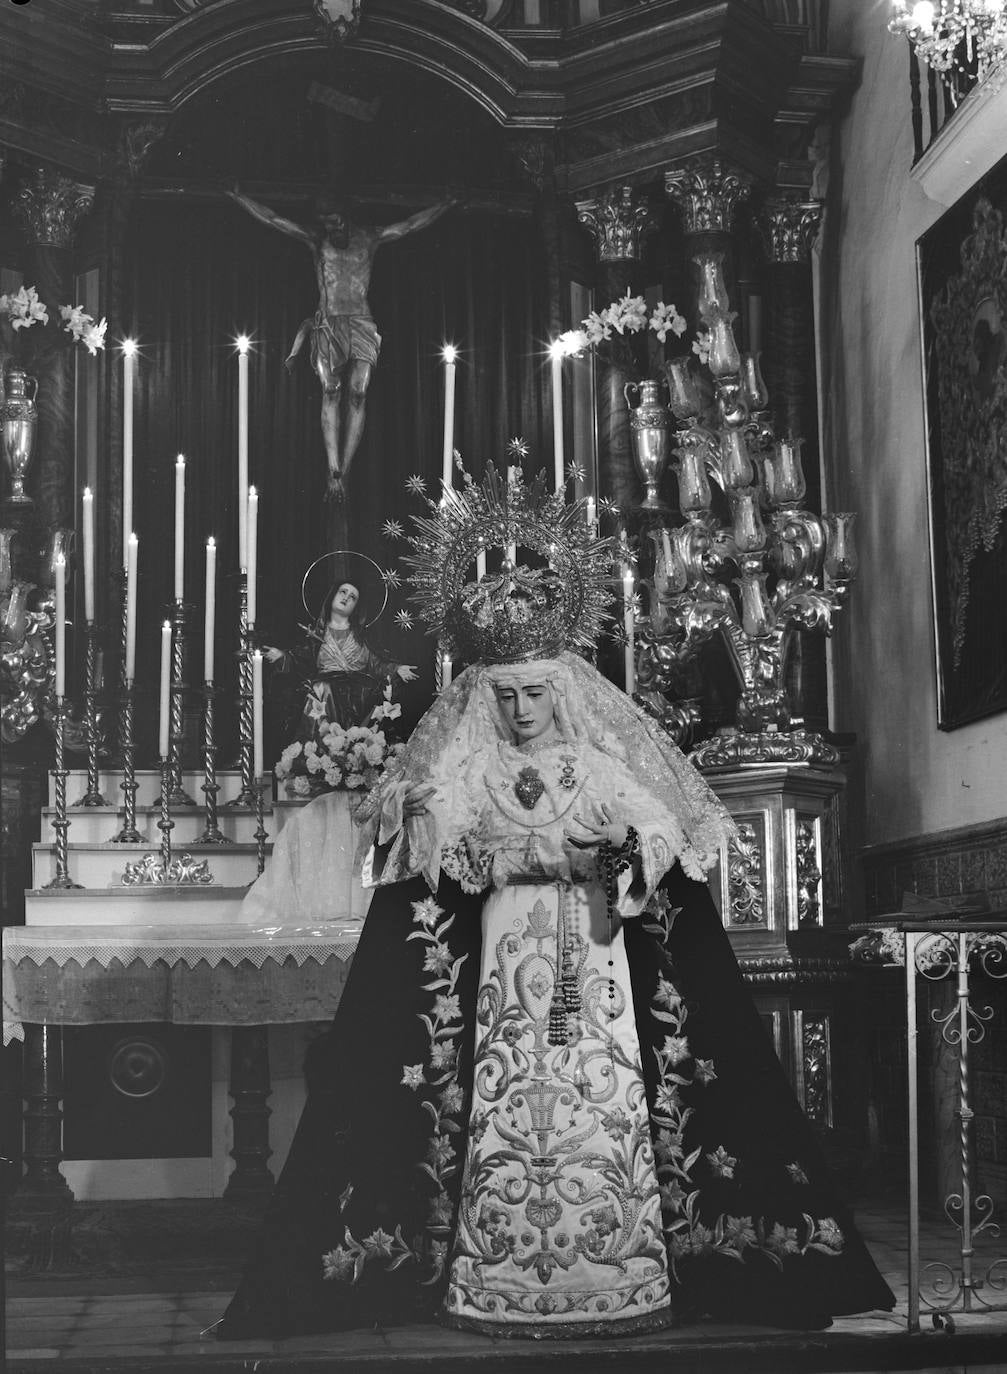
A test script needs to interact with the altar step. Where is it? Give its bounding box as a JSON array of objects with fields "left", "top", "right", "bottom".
[
  {"left": 22, "top": 885, "right": 251, "bottom": 925},
  {"left": 31, "top": 841, "right": 272, "bottom": 890},
  {"left": 55, "top": 768, "right": 254, "bottom": 809},
  {"left": 40, "top": 804, "right": 273, "bottom": 846}
]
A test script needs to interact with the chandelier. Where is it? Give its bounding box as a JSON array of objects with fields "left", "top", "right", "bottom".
[{"left": 889, "top": 1, "right": 1007, "bottom": 81}]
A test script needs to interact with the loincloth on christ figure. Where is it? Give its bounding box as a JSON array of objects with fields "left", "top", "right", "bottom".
[{"left": 286, "top": 312, "right": 382, "bottom": 374}]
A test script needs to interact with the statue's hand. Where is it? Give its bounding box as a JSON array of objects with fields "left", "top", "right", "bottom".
[
  {"left": 325, "top": 470, "right": 346, "bottom": 502},
  {"left": 396, "top": 665, "right": 418, "bottom": 683}
]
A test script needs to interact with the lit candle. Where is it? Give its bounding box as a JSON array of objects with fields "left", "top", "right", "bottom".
[
  {"left": 158, "top": 620, "right": 171, "bottom": 758},
  {"left": 441, "top": 651, "right": 452, "bottom": 692},
  {"left": 252, "top": 648, "right": 264, "bottom": 779},
  {"left": 174, "top": 454, "right": 186, "bottom": 602},
  {"left": 122, "top": 340, "right": 136, "bottom": 572},
  {"left": 441, "top": 344, "right": 457, "bottom": 492},
  {"left": 125, "top": 534, "right": 138, "bottom": 683},
  {"left": 82, "top": 486, "right": 95, "bottom": 623},
  {"left": 246, "top": 486, "right": 258, "bottom": 629},
  {"left": 204, "top": 537, "right": 216, "bottom": 684},
  {"left": 237, "top": 335, "right": 250, "bottom": 571},
  {"left": 549, "top": 340, "right": 565, "bottom": 494},
  {"left": 586, "top": 496, "right": 597, "bottom": 536},
  {"left": 623, "top": 566, "right": 636, "bottom": 697},
  {"left": 54, "top": 554, "right": 66, "bottom": 699}
]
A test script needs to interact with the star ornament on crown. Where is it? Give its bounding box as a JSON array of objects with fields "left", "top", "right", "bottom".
[{"left": 397, "top": 456, "right": 616, "bottom": 665}]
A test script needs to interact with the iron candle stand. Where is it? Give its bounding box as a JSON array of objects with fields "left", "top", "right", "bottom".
[
  {"left": 254, "top": 774, "right": 268, "bottom": 876},
  {"left": 227, "top": 574, "right": 258, "bottom": 809}
]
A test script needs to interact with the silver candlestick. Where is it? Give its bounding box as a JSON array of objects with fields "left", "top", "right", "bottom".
[
  {"left": 158, "top": 753, "right": 174, "bottom": 872},
  {"left": 254, "top": 774, "right": 268, "bottom": 876},
  {"left": 74, "top": 622, "right": 108, "bottom": 807},
  {"left": 227, "top": 575, "right": 258, "bottom": 809},
  {"left": 167, "top": 598, "right": 195, "bottom": 806},
  {"left": 197, "top": 683, "right": 232, "bottom": 845},
  {"left": 43, "top": 700, "right": 82, "bottom": 890},
  {"left": 111, "top": 680, "right": 143, "bottom": 843}
]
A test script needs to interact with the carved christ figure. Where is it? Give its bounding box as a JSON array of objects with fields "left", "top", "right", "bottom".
[{"left": 229, "top": 187, "right": 456, "bottom": 500}]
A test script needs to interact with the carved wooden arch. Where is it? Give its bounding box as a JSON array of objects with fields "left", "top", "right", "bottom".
[{"left": 106, "top": 0, "right": 560, "bottom": 130}]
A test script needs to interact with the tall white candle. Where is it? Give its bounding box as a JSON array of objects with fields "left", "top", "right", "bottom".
[
  {"left": 550, "top": 341, "right": 565, "bottom": 494},
  {"left": 246, "top": 486, "right": 258, "bottom": 629},
  {"left": 237, "top": 336, "right": 250, "bottom": 571},
  {"left": 204, "top": 537, "right": 216, "bottom": 684},
  {"left": 441, "top": 344, "right": 457, "bottom": 492},
  {"left": 54, "top": 555, "right": 66, "bottom": 698},
  {"left": 82, "top": 486, "right": 95, "bottom": 623},
  {"left": 252, "top": 649, "right": 264, "bottom": 779},
  {"left": 586, "top": 496, "right": 597, "bottom": 536},
  {"left": 158, "top": 619, "right": 171, "bottom": 758},
  {"left": 174, "top": 454, "right": 186, "bottom": 601},
  {"left": 122, "top": 341, "right": 136, "bottom": 572},
  {"left": 441, "top": 651, "right": 452, "bottom": 693},
  {"left": 125, "top": 534, "right": 138, "bottom": 683},
  {"left": 623, "top": 566, "right": 636, "bottom": 696}
]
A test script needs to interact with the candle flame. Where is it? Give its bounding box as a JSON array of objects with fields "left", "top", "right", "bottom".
[
  {"left": 128, "top": 532, "right": 138, "bottom": 545},
  {"left": 83, "top": 486, "right": 92, "bottom": 499},
  {"left": 441, "top": 343, "right": 458, "bottom": 364},
  {"left": 207, "top": 536, "right": 216, "bottom": 548},
  {"left": 121, "top": 338, "right": 138, "bottom": 358},
  {"left": 235, "top": 334, "right": 252, "bottom": 355},
  {"left": 176, "top": 453, "right": 185, "bottom": 466},
  {"left": 548, "top": 338, "right": 566, "bottom": 360}
]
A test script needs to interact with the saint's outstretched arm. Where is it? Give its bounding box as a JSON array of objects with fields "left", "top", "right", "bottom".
[
  {"left": 377, "top": 195, "right": 459, "bottom": 244},
  {"left": 227, "top": 186, "right": 316, "bottom": 247}
]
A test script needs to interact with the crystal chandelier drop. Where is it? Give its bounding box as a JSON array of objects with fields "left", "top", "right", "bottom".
[{"left": 889, "top": 1, "right": 1007, "bottom": 81}]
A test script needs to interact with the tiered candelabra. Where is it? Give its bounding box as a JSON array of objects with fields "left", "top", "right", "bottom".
[{"left": 631, "top": 253, "right": 857, "bottom": 765}]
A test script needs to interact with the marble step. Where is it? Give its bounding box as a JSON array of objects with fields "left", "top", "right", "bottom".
[
  {"left": 31, "top": 842, "right": 271, "bottom": 890},
  {"left": 24, "top": 885, "right": 252, "bottom": 926},
  {"left": 40, "top": 805, "right": 274, "bottom": 846},
  {"left": 52, "top": 768, "right": 266, "bottom": 810}
]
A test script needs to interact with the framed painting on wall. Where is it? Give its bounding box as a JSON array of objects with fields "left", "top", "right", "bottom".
[{"left": 918, "top": 154, "right": 1007, "bottom": 730}]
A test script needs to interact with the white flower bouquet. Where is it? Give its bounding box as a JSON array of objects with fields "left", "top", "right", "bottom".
[
  {"left": 275, "top": 693, "right": 406, "bottom": 798},
  {"left": 0, "top": 285, "right": 108, "bottom": 371}
]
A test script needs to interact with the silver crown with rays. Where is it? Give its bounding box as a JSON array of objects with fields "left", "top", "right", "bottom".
[{"left": 397, "top": 456, "right": 615, "bottom": 665}]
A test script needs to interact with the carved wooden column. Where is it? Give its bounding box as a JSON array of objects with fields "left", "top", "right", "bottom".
[
  {"left": 760, "top": 198, "right": 828, "bottom": 734},
  {"left": 19, "top": 1023, "right": 73, "bottom": 1205},
  {"left": 575, "top": 185, "right": 656, "bottom": 510},
  {"left": 12, "top": 168, "right": 95, "bottom": 535},
  {"left": 224, "top": 1026, "right": 274, "bottom": 1201},
  {"left": 664, "top": 159, "right": 751, "bottom": 327}
]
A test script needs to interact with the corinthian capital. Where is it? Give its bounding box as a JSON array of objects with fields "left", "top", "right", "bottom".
[
  {"left": 759, "top": 198, "right": 823, "bottom": 264},
  {"left": 575, "top": 185, "right": 656, "bottom": 263},
  {"left": 13, "top": 167, "right": 95, "bottom": 248},
  {"left": 664, "top": 159, "right": 751, "bottom": 236}
]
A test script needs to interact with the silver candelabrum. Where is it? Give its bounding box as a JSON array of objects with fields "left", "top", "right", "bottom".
[{"left": 634, "top": 253, "right": 857, "bottom": 766}]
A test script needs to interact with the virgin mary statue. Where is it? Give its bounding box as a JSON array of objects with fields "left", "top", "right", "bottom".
[{"left": 218, "top": 471, "right": 895, "bottom": 1340}]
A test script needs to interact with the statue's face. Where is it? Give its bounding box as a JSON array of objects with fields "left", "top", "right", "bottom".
[
  {"left": 495, "top": 681, "right": 557, "bottom": 745},
  {"left": 331, "top": 582, "right": 360, "bottom": 617},
  {"left": 322, "top": 211, "right": 350, "bottom": 244}
]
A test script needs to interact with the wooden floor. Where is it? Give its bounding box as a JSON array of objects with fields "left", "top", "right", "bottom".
[{"left": 5, "top": 1201, "right": 1007, "bottom": 1373}]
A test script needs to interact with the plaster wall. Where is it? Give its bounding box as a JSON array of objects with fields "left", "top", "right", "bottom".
[{"left": 819, "top": 2, "right": 1007, "bottom": 851}]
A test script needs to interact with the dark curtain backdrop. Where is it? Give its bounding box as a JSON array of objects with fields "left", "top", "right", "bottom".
[{"left": 124, "top": 198, "right": 549, "bottom": 752}]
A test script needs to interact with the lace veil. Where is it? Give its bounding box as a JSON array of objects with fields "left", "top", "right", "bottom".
[{"left": 356, "top": 651, "right": 737, "bottom": 891}]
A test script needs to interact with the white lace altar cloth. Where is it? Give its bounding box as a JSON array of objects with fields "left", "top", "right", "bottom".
[{"left": 2, "top": 923, "right": 362, "bottom": 1045}]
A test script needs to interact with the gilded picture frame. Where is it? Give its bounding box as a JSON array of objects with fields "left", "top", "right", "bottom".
[{"left": 918, "top": 160, "right": 1007, "bottom": 729}]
